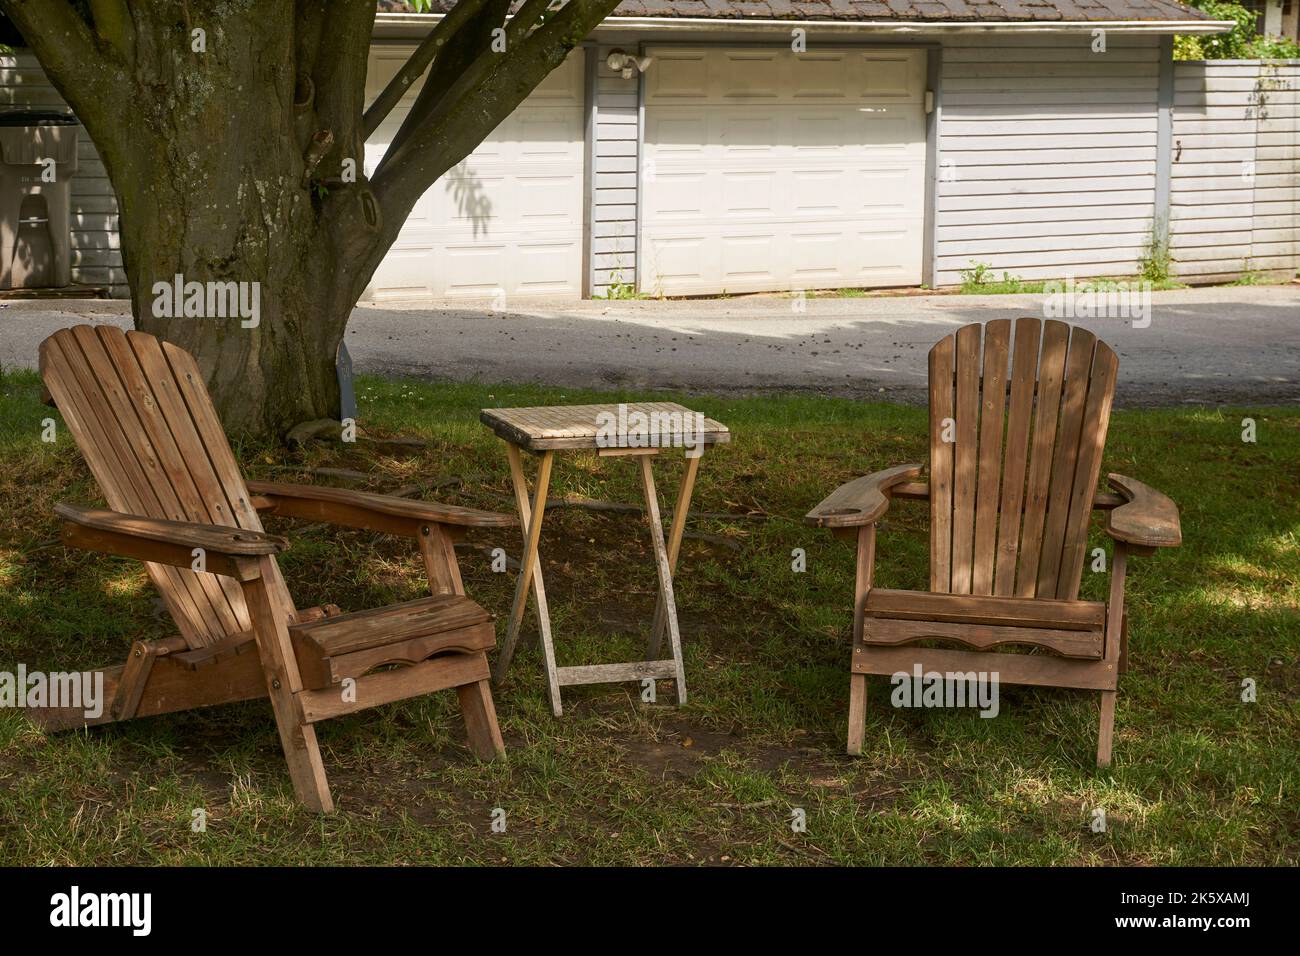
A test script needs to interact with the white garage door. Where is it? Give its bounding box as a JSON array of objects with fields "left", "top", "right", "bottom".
[
  {"left": 642, "top": 47, "right": 928, "bottom": 297},
  {"left": 363, "top": 48, "right": 584, "bottom": 300}
]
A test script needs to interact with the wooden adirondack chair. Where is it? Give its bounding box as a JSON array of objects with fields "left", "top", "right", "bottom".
[
  {"left": 807, "top": 318, "right": 1181, "bottom": 767},
  {"left": 36, "top": 324, "right": 517, "bottom": 811}
]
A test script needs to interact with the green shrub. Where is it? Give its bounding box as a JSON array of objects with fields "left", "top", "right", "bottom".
[{"left": 1177, "top": 1, "right": 1300, "bottom": 59}]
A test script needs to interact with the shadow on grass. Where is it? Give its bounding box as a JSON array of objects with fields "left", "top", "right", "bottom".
[{"left": 0, "top": 368, "right": 1296, "bottom": 864}]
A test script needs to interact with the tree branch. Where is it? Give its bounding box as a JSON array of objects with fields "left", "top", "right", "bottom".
[
  {"left": 0, "top": 0, "right": 134, "bottom": 153},
  {"left": 299, "top": 0, "right": 376, "bottom": 183},
  {"left": 504, "top": 0, "right": 564, "bottom": 45},
  {"left": 369, "top": 0, "right": 618, "bottom": 259},
  {"left": 88, "top": 0, "right": 135, "bottom": 62},
  {"left": 384, "top": 0, "right": 512, "bottom": 157},
  {"left": 375, "top": 0, "right": 596, "bottom": 184},
  {"left": 387, "top": 0, "right": 556, "bottom": 158},
  {"left": 0, "top": 0, "right": 106, "bottom": 86},
  {"left": 362, "top": 0, "right": 491, "bottom": 140}
]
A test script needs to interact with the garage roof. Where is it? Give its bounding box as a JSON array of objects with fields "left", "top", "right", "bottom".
[{"left": 377, "top": 0, "right": 1214, "bottom": 22}]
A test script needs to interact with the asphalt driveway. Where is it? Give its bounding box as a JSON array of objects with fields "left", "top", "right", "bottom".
[{"left": 3, "top": 284, "right": 1297, "bottom": 407}]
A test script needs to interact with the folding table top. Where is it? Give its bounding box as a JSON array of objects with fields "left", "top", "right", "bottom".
[{"left": 480, "top": 402, "right": 730, "bottom": 452}]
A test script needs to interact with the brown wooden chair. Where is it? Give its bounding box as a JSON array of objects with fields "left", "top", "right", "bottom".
[
  {"left": 36, "top": 324, "right": 517, "bottom": 811},
  {"left": 807, "top": 318, "right": 1181, "bottom": 767}
]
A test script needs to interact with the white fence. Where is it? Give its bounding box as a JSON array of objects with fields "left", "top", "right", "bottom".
[{"left": 1171, "top": 59, "right": 1300, "bottom": 282}]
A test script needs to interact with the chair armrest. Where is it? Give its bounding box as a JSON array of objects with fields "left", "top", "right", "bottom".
[
  {"left": 55, "top": 503, "right": 286, "bottom": 581},
  {"left": 245, "top": 480, "right": 517, "bottom": 537},
  {"left": 805, "top": 464, "right": 924, "bottom": 529},
  {"left": 1105, "top": 474, "right": 1182, "bottom": 549}
]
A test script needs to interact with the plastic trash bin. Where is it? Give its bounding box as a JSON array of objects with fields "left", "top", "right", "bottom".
[{"left": 0, "top": 110, "right": 80, "bottom": 289}]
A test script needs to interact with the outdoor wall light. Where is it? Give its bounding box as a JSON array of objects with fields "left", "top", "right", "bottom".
[{"left": 605, "top": 49, "right": 653, "bottom": 80}]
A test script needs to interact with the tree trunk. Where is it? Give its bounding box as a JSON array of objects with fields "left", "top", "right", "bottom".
[
  {"left": 15, "top": 2, "right": 382, "bottom": 438},
  {"left": 122, "top": 149, "right": 353, "bottom": 437},
  {"left": 3, "top": 0, "right": 621, "bottom": 439},
  {"left": 107, "top": 8, "right": 375, "bottom": 438}
]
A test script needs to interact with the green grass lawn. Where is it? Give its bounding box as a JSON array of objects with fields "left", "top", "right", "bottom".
[{"left": 0, "top": 366, "right": 1296, "bottom": 865}]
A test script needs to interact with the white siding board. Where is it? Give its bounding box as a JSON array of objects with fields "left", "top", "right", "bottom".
[
  {"left": 934, "top": 35, "right": 1162, "bottom": 286},
  {"left": 590, "top": 45, "right": 640, "bottom": 295},
  {"left": 939, "top": 218, "right": 1160, "bottom": 241},
  {"left": 938, "top": 203, "right": 1153, "bottom": 227},
  {"left": 943, "top": 90, "right": 1155, "bottom": 106}
]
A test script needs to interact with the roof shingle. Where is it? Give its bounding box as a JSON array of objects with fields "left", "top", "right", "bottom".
[{"left": 378, "top": 0, "right": 1213, "bottom": 21}]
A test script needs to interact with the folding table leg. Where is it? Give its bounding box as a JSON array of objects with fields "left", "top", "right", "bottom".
[
  {"left": 647, "top": 452, "right": 701, "bottom": 661},
  {"left": 638, "top": 454, "right": 687, "bottom": 705},
  {"left": 494, "top": 444, "right": 563, "bottom": 716}
]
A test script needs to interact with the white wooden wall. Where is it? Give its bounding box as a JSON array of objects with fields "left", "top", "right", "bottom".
[
  {"left": 933, "top": 35, "right": 1163, "bottom": 286},
  {"left": 591, "top": 45, "right": 639, "bottom": 295},
  {"left": 0, "top": 53, "right": 126, "bottom": 295},
  {"left": 1171, "top": 59, "right": 1299, "bottom": 282},
  {"left": 5, "top": 41, "right": 1295, "bottom": 300}
]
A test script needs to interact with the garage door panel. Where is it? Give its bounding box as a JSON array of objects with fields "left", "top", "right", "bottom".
[
  {"left": 862, "top": 115, "right": 920, "bottom": 154},
  {"left": 644, "top": 235, "right": 716, "bottom": 290},
  {"left": 722, "top": 235, "right": 777, "bottom": 283},
  {"left": 790, "top": 231, "right": 844, "bottom": 280},
  {"left": 518, "top": 176, "right": 579, "bottom": 224},
  {"left": 649, "top": 53, "right": 708, "bottom": 98},
  {"left": 439, "top": 173, "right": 505, "bottom": 226},
  {"left": 854, "top": 226, "right": 922, "bottom": 283},
  {"left": 377, "top": 241, "right": 453, "bottom": 300},
  {"left": 443, "top": 243, "right": 510, "bottom": 297},
  {"left": 644, "top": 46, "right": 927, "bottom": 295},
  {"left": 517, "top": 240, "right": 582, "bottom": 294},
  {"left": 363, "top": 48, "right": 582, "bottom": 300},
  {"left": 724, "top": 172, "right": 775, "bottom": 215},
  {"left": 652, "top": 117, "right": 707, "bottom": 154},
  {"left": 791, "top": 55, "right": 853, "bottom": 99},
  {"left": 794, "top": 114, "right": 851, "bottom": 150},
  {"left": 517, "top": 131, "right": 575, "bottom": 161},
  {"left": 860, "top": 167, "right": 921, "bottom": 214},
  {"left": 530, "top": 61, "right": 583, "bottom": 101},
  {"left": 721, "top": 53, "right": 782, "bottom": 97},
  {"left": 650, "top": 172, "right": 709, "bottom": 218},
  {"left": 863, "top": 54, "right": 923, "bottom": 98},
  {"left": 724, "top": 116, "right": 778, "bottom": 151},
  {"left": 790, "top": 170, "right": 849, "bottom": 215}
]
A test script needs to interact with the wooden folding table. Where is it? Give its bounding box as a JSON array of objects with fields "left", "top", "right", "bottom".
[{"left": 480, "top": 403, "right": 730, "bottom": 716}]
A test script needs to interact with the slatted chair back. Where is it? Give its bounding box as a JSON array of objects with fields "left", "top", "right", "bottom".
[
  {"left": 40, "top": 324, "right": 294, "bottom": 648},
  {"left": 927, "top": 317, "right": 1118, "bottom": 601}
]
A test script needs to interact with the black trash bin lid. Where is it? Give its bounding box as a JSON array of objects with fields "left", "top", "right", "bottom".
[{"left": 0, "top": 110, "right": 78, "bottom": 127}]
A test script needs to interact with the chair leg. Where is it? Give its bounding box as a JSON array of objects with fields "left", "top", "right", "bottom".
[
  {"left": 847, "top": 673, "right": 868, "bottom": 756},
  {"left": 847, "top": 525, "right": 874, "bottom": 757},
  {"left": 1096, "top": 689, "right": 1117, "bottom": 768},
  {"left": 277, "top": 721, "right": 335, "bottom": 813},
  {"left": 1118, "top": 613, "right": 1130, "bottom": 675},
  {"left": 242, "top": 560, "right": 334, "bottom": 813},
  {"left": 458, "top": 677, "right": 506, "bottom": 760}
]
